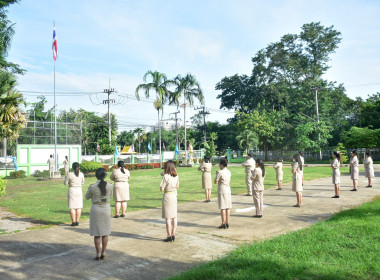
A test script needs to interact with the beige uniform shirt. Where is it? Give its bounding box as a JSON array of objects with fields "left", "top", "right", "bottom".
[
  {"left": 64, "top": 172, "right": 85, "bottom": 187},
  {"left": 273, "top": 162, "right": 283, "bottom": 181},
  {"left": 215, "top": 168, "right": 232, "bottom": 195},
  {"left": 47, "top": 158, "right": 55, "bottom": 169},
  {"left": 160, "top": 174, "right": 179, "bottom": 193},
  {"left": 251, "top": 167, "right": 265, "bottom": 191},
  {"left": 110, "top": 168, "right": 130, "bottom": 182},
  {"left": 242, "top": 158, "right": 255, "bottom": 174},
  {"left": 85, "top": 181, "right": 113, "bottom": 204}
]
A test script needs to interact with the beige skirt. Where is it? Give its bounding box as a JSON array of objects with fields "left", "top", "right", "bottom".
[
  {"left": 333, "top": 169, "right": 340, "bottom": 184},
  {"left": 162, "top": 193, "right": 177, "bottom": 219},
  {"left": 90, "top": 204, "right": 111, "bottom": 236},
  {"left": 292, "top": 179, "right": 303, "bottom": 192},
  {"left": 113, "top": 181, "right": 130, "bottom": 202},
  {"left": 68, "top": 187, "right": 83, "bottom": 209},
  {"left": 202, "top": 172, "right": 212, "bottom": 190},
  {"left": 276, "top": 171, "right": 283, "bottom": 181},
  {"left": 64, "top": 165, "right": 69, "bottom": 172},
  {"left": 365, "top": 168, "right": 374, "bottom": 178},
  {"left": 351, "top": 167, "right": 359, "bottom": 180},
  {"left": 218, "top": 193, "right": 232, "bottom": 210}
]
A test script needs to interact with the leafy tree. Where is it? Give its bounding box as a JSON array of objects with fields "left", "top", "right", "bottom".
[
  {"left": 294, "top": 119, "right": 332, "bottom": 153},
  {"left": 203, "top": 132, "right": 217, "bottom": 158},
  {"left": 133, "top": 127, "right": 145, "bottom": 153},
  {"left": 343, "top": 127, "right": 380, "bottom": 149},
  {"left": 333, "top": 142, "right": 349, "bottom": 164},
  {"left": 117, "top": 130, "right": 135, "bottom": 148},
  {"left": 236, "top": 129, "right": 259, "bottom": 155}
]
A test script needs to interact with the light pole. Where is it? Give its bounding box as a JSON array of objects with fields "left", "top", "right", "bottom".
[
  {"left": 195, "top": 106, "right": 210, "bottom": 143},
  {"left": 102, "top": 86, "right": 116, "bottom": 145},
  {"left": 311, "top": 86, "right": 322, "bottom": 160}
]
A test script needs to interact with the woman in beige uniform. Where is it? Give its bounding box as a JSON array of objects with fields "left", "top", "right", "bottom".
[
  {"left": 64, "top": 162, "right": 84, "bottom": 226},
  {"left": 63, "top": 156, "right": 70, "bottom": 176},
  {"left": 364, "top": 152, "right": 374, "bottom": 188},
  {"left": 110, "top": 161, "right": 130, "bottom": 218},
  {"left": 273, "top": 158, "right": 283, "bottom": 190},
  {"left": 292, "top": 154, "right": 303, "bottom": 207},
  {"left": 330, "top": 151, "right": 341, "bottom": 198},
  {"left": 85, "top": 168, "right": 113, "bottom": 260},
  {"left": 350, "top": 150, "right": 359, "bottom": 191},
  {"left": 198, "top": 156, "right": 212, "bottom": 202},
  {"left": 251, "top": 159, "right": 265, "bottom": 218},
  {"left": 214, "top": 159, "right": 232, "bottom": 229},
  {"left": 160, "top": 160, "right": 179, "bottom": 242}
]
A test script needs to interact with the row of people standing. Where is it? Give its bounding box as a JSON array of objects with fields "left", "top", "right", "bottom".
[{"left": 350, "top": 150, "right": 375, "bottom": 191}]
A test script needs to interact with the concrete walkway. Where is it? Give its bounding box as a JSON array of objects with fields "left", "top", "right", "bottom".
[{"left": 0, "top": 167, "right": 379, "bottom": 280}]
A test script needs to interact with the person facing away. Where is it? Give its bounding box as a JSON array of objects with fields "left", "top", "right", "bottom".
[
  {"left": 298, "top": 151, "right": 304, "bottom": 186},
  {"left": 273, "top": 158, "right": 283, "bottom": 190},
  {"left": 241, "top": 152, "right": 255, "bottom": 196},
  {"left": 350, "top": 150, "right": 359, "bottom": 191},
  {"left": 364, "top": 152, "right": 375, "bottom": 188},
  {"left": 214, "top": 158, "right": 232, "bottom": 229},
  {"left": 64, "top": 162, "right": 85, "bottom": 226},
  {"left": 63, "top": 156, "right": 70, "bottom": 176},
  {"left": 198, "top": 156, "right": 212, "bottom": 202},
  {"left": 251, "top": 159, "right": 265, "bottom": 218},
  {"left": 110, "top": 160, "right": 131, "bottom": 218},
  {"left": 47, "top": 155, "right": 55, "bottom": 178},
  {"left": 85, "top": 168, "right": 113, "bottom": 260},
  {"left": 160, "top": 160, "right": 179, "bottom": 242},
  {"left": 292, "top": 154, "right": 303, "bottom": 207},
  {"left": 330, "top": 151, "right": 341, "bottom": 198}
]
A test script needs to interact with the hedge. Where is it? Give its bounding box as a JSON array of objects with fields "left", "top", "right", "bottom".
[
  {"left": 80, "top": 161, "right": 102, "bottom": 174},
  {"left": 0, "top": 177, "right": 6, "bottom": 197}
]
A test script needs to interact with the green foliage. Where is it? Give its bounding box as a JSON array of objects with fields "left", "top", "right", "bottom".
[
  {"left": 0, "top": 177, "right": 6, "bottom": 197},
  {"left": 343, "top": 127, "right": 380, "bottom": 148},
  {"left": 236, "top": 130, "right": 259, "bottom": 154},
  {"left": 203, "top": 132, "right": 218, "bottom": 157},
  {"left": 8, "top": 170, "right": 26, "bottom": 179},
  {"left": 80, "top": 161, "right": 102, "bottom": 174},
  {"left": 295, "top": 119, "right": 332, "bottom": 152},
  {"left": 333, "top": 143, "right": 349, "bottom": 163},
  {"left": 32, "top": 170, "right": 50, "bottom": 178}
]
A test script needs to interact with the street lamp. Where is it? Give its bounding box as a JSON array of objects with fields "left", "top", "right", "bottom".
[{"left": 311, "top": 86, "right": 322, "bottom": 160}]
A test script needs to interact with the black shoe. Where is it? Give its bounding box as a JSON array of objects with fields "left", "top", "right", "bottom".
[
  {"left": 245, "top": 194, "right": 252, "bottom": 196},
  {"left": 276, "top": 188, "right": 282, "bottom": 190},
  {"left": 208, "top": 200, "right": 211, "bottom": 203},
  {"left": 332, "top": 195, "right": 339, "bottom": 198},
  {"left": 120, "top": 214, "right": 125, "bottom": 217},
  {"left": 253, "top": 215, "right": 262, "bottom": 218},
  {"left": 218, "top": 224, "right": 226, "bottom": 229},
  {"left": 366, "top": 185, "right": 372, "bottom": 188},
  {"left": 75, "top": 222, "right": 79, "bottom": 226},
  {"left": 70, "top": 222, "right": 76, "bottom": 226},
  {"left": 113, "top": 215, "right": 119, "bottom": 218},
  {"left": 171, "top": 236, "right": 175, "bottom": 242},
  {"left": 226, "top": 223, "right": 229, "bottom": 229},
  {"left": 164, "top": 237, "right": 172, "bottom": 242},
  {"left": 350, "top": 189, "right": 357, "bottom": 191}
]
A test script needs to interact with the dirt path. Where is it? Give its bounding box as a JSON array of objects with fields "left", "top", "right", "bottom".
[{"left": 0, "top": 167, "right": 379, "bottom": 280}]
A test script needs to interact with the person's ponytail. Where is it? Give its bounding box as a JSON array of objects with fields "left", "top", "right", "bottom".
[
  {"left": 72, "top": 162, "right": 80, "bottom": 177},
  {"left": 95, "top": 168, "right": 107, "bottom": 196}
]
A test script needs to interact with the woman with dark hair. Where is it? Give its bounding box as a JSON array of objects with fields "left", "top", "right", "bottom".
[
  {"left": 110, "top": 160, "right": 130, "bottom": 218},
  {"left": 251, "top": 159, "right": 265, "bottom": 218},
  {"left": 291, "top": 154, "right": 303, "bottom": 207},
  {"left": 330, "top": 151, "right": 341, "bottom": 198},
  {"left": 85, "top": 168, "right": 113, "bottom": 260},
  {"left": 198, "top": 156, "right": 212, "bottom": 202},
  {"left": 63, "top": 156, "right": 70, "bottom": 176},
  {"left": 273, "top": 158, "right": 283, "bottom": 190},
  {"left": 350, "top": 150, "right": 359, "bottom": 191},
  {"left": 298, "top": 151, "right": 304, "bottom": 186},
  {"left": 64, "top": 162, "right": 84, "bottom": 226},
  {"left": 160, "top": 160, "right": 179, "bottom": 242},
  {"left": 364, "top": 152, "right": 374, "bottom": 188},
  {"left": 214, "top": 159, "right": 232, "bottom": 229}
]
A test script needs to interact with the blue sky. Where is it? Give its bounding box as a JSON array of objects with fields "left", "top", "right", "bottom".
[{"left": 7, "top": 0, "right": 380, "bottom": 130}]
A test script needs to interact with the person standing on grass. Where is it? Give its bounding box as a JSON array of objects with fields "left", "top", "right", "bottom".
[
  {"left": 63, "top": 156, "right": 69, "bottom": 176},
  {"left": 85, "top": 168, "right": 113, "bottom": 260},
  {"left": 64, "top": 162, "right": 84, "bottom": 226},
  {"left": 198, "top": 156, "right": 212, "bottom": 202},
  {"left": 110, "top": 160, "right": 130, "bottom": 218},
  {"left": 251, "top": 159, "right": 265, "bottom": 218},
  {"left": 298, "top": 151, "right": 304, "bottom": 186},
  {"left": 364, "top": 152, "right": 374, "bottom": 188},
  {"left": 292, "top": 154, "right": 303, "bottom": 207},
  {"left": 160, "top": 160, "right": 179, "bottom": 242},
  {"left": 214, "top": 159, "right": 232, "bottom": 229},
  {"left": 47, "top": 155, "right": 55, "bottom": 179},
  {"left": 350, "top": 150, "right": 359, "bottom": 191},
  {"left": 273, "top": 158, "right": 283, "bottom": 190},
  {"left": 330, "top": 151, "right": 341, "bottom": 198},
  {"left": 242, "top": 152, "right": 255, "bottom": 196}
]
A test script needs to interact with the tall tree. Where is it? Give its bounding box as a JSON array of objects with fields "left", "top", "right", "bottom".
[
  {"left": 133, "top": 127, "right": 144, "bottom": 153},
  {"left": 236, "top": 130, "right": 259, "bottom": 155}
]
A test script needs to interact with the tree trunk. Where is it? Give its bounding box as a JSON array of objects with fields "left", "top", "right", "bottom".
[
  {"left": 264, "top": 140, "right": 268, "bottom": 161},
  {"left": 158, "top": 109, "right": 162, "bottom": 168}
]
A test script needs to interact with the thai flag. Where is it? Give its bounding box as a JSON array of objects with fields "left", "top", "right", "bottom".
[
  {"left": 96, "top": 143, "right": 100, "bottom": 153},
  {"left": 52, "top": 26, "right": 58, "bottom": 61}
]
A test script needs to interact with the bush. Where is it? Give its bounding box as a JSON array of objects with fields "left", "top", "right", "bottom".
[
  {"left": 124, "top": 163, "right": 160, "bottom": 171},
  {"left": 80, "top": 161, "right": 102, "bottom": 174},
  {"left": 102, "top": 165, "right": 110, "bottom": 172},
  {"left": 0, "top": 177, "right": 6, "bottom": 197},
  {"left": 59, "top": 168, "right": 66, "bottom": 175},
  {"left": 32, "top": 170, "right": 50, "bottom": 178},
  {"left": 8, "top": 170, "right": 27, "bottom": 179}
]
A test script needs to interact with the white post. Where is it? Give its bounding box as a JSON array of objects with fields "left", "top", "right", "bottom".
[
  {"left": 315, "top": 88, "right": 322, "bottom": 160},
  {"left": 183, "top": 94, "right": 187, "bottom": 165},
  {"left": 54, "top": 59, "right": 57, "bottom": 171}
]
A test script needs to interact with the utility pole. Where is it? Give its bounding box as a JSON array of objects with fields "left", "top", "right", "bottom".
[
  {"left": 195, "top": 106, "right": 210, "bottom": 143},
  {"left": 170, "top": 111, "right": 181, "bottom": 148},
  {"left": 103, "top": 82, "right": 116, "bottom": 145},
  {"left": 311, "top": 86, "right": 322, "bottom": 160}
]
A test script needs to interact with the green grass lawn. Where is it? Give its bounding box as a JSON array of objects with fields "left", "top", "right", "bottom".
[
  {"left": 170, "top": 196, "right": 380, "bottom": 280},
  {"left": 0, "top": 166, "right": 347, "bottom": 225}
]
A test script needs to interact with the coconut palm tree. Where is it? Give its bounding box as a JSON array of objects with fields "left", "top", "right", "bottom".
[
  {"left": 133, "top": 127, "right": 144, "bottom": 153},
  {"left": 135, "top": 71, "right": 171, "bottom": 166},
  {"left": 170, "top": 74, "right": 204, "bottom": 164},
  {"left": 0, "top": 71, "right": 26, "bottom": 156},
  {"left": 236, "top": 130, "right": 259, "bottom": 155}
]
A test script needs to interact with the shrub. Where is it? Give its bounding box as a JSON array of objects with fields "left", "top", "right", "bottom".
[
  {"left": 0, "top": 177, "right": 6, "bottom": 197},
  {"left": 102, "top": 165, "right": 110, "bottom": 172},
  {"left": 8, "top": 170, "right": 27, "bottom": 179},
  {"left": 124, "top": 163, "right": 160, "bottom": 171},
  {"left": 32, "top": 170, "right": 50, "bottom": 178},
  {"left": 59, "top": 168, "right": 66, "bottom": 175},
  {"left": 80, "top": 161, "right": 102, "bottom": 174}
]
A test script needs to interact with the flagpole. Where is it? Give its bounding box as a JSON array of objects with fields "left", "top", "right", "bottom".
[{"left": 53, "top": 22, "right": 57, "bottom": 173}]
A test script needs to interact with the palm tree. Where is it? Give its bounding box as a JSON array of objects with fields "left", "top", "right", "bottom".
[
  {"left": 133, "top": 127, "right": 144, "bottom": 153},
  {"left": 170, "top": 74, "right": 204, "bottom": 164},
  {"left": 236, "top": 130, "right": 259, "bottom": 155},
  {"left": 0, "top": 71, "right": 26, "bottom": 157},
  {"left": 135, "top": 71, "right": 171, "bottom": 166}
]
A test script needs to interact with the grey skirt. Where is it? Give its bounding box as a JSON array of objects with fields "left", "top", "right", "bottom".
[{"left": 90, "top": 204, "right": 111, "bottom": 236}]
